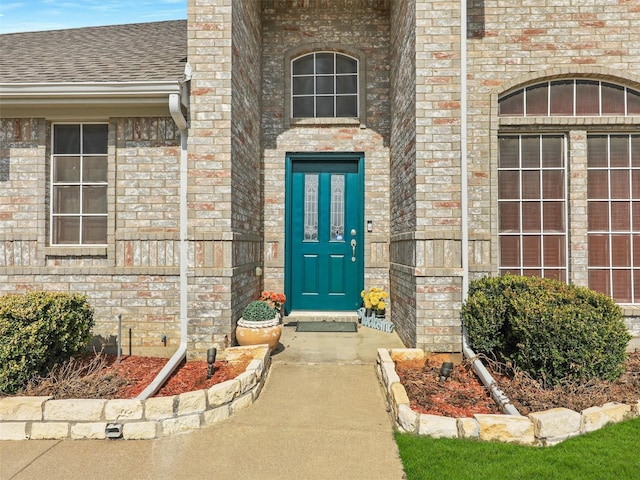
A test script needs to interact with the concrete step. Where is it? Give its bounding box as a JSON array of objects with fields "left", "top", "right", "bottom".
[{"left": 283, "top": 310, "right": 359, "bottom": 324}]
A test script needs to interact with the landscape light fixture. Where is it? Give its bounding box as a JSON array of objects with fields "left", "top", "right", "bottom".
[
  {"left": 207, "top": 347, "right": 217, "bottom": 379},
  {"left": 439, "top": 362, "right": 454, "bottom": 383}
]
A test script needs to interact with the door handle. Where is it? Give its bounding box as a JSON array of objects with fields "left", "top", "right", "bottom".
[{"left": 351, "top": 239, "right": 356, "bottom": 262}]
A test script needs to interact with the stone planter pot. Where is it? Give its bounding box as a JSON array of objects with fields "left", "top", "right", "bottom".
[{"left": 236, "top": 316, "right": 282, "bottom": 352}]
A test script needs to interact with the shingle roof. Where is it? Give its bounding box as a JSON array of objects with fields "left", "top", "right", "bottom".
[{"left": 0, "top": 20, "right": 187, "bottom": 84}]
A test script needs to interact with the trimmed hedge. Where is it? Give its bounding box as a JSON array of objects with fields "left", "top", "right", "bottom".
[
  {"left": 462, "top": 275, "right": 631, "bottom": 386},
  {"left": 0, "top": 291, "right": 94, "bottom": 394}
]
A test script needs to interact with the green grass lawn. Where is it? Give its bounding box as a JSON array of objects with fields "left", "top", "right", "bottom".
[{"left": 395, "top": 417, "right": 640, "bottom": 480}]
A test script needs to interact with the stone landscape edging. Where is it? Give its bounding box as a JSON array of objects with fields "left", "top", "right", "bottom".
[
  {"left": 0, "top": 345, "right": 271, "bottom": 441},
  {"left": 376, "top": 348, "right": 640, "bottom": 446}
]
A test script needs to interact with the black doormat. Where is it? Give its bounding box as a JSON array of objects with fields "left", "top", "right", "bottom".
[{"left": 295, "top": 321, "right": 358, "bottom": 333}]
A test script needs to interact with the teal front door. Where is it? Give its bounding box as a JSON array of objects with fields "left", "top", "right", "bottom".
[{"left": 286, "top": 153, "right": 364, "bottom": 312}]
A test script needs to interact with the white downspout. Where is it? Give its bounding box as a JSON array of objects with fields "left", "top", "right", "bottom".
[
  {"left": 458, "top": 4, "right": 519, "bottom": 415},
  {"left": 136, "top": 85, "right": 190, "bottom": 399},
  {"left": 460, "top": 0, "right": 469, "bottom": 302}
]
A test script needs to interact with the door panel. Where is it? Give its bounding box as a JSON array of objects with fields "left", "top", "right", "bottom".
[{"left": 287, "top": 154, "right": 363, "bottom": 311}]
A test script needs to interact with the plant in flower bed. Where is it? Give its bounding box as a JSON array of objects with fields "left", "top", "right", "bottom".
[
  {"left": 395, "top": 356, "right": 500, "bottom": 417},
  {"left": 458, "top": 274, "right": 639, "bottom": 415},
  {"left": 484, "top": 350, "right": 640, "bottom": 416},
  {"left": 13, "top": 351, "right": 252, "bottom": 399}
]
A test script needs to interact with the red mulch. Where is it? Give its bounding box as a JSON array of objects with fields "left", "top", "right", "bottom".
[
  {"left": 396, "top": 356, "right": 501, "bottom": 417},
  {"left": 14, "top": 353, "right": 252, "bottom": 400},
  {"left": 396, "top": 351, "right": 640, "bottom": 417},
  {"left": 104, "top": 354, "right": 252, "bottom": 398}
]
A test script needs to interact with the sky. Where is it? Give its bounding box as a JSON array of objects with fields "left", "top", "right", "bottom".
[{"left": 0, "top": 0, "right": 187, "bottom": 34}]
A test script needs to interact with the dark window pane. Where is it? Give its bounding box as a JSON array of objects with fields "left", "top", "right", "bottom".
[
  {"left": 336, "top": 75, "right": 357, "bottom": 94},
  {"left": 83, "top": 125, "right": 108, "bottom": 154},
  {"left": 550, "top": 80, "right": 574, "bottom": 115},
  {"left": 499, "top": 90, "right": 524, "bottom": 116},
  {"left": 587, "top": 135, "right": 608, "bottom": 167},
  {"left": 83, "top": 156, "right": 108, "bottom": 183},
  {"left": 498, "top": 171, "right": 519, "bottom": 199},
  {"left": 575, "top": 80, "right": 600, "bottom": 115},
  {"left": 627, "top": 89, "right": 640, "bottom": 115},
  {"left": 293, "top": 97, "right": 314, "bottom": 117},
  {"left": 543, "top": 235, "right": 565, "bottom": 266},
  {"left": 541, "top": 136, "right": 563, "bottom": 168},
  {"left": 53, "top": 156, "right": 80, "bottom": 182},
  {"left": 542, "top": 170, "right": 564, "bottom": 199},
  {"left": 589, "top": 234, "right": 609, "bottom": 266},
  {"left": 315, "top": 53, "right": 334, "bottom": 74},
  {"left": 588, "top": 170, "right": 609, "bottom": 198},
  {"left": 611, "top": 201, "right": 630, "bottom": 230},
  {"left": 544, "top": 269, "right": 565, "bottom": 282},
  {"left": 588, "top": 201, "right": 609, "bottom": 231},
  {"left": 316, "top": 76, "right": 334, "bottom": 94},
  {"left": 293, "top": 55, "right": 314, "bottom": 75},
  {"left": 521, "top": 136, "right": 540, "bottom": 168},
  {"left": 522, "top": 170, "right": 540, "bottom": 199},
  {"left": 316, "top": 97, "right": 334, "bottom": 117},
  {"left": 526, "top": 83, "right": 548, "bottom": 115},
  {"left": 610, "top": 135, "right": 629, "bottom": 167},
  {"left": 499, "top": 202, "right": 520, "bottom": 232},
  {"left": 612, "top": 235, "right": 631, "bottom": 266},
  {"left": 634, "top": 235, "right": 640, "bottom": 266},
  {"left": 53, "top": 217, "right": 79, "bottom": 244},
  {"left": 499, "top": 137, "right": 519, "bottom": 168},
  {"left": 543, "top": 201, "right": 565, "bottom": 232},
  {"left": 336, "top": 55, "right": 357, "bottom": 74},
  {"left": 500, "top": 236, "right": 520, "bottom": 266},
  {"left": 633, "top": 202, "right": 640, "bottom": 230},
  {"left": 522, "top": 236, "right": 541, "bottom": 267},
  {"left": 293, "top": 77, "right": 314, "bottom": 95},
  {"left": 610, "top": 170, "right": 630, "bottom": 199},
  {"left": 522, "top": 202, "right": 540, "bottom": 232},
  {"left": 54, "top": 125, "right": 80, "bottom": 154},
  {"left": 82, "top": 186, "right": 107, "bottom": 214},
  {"left": 82, "top": 217, "right": 107, "bottom": 244},
  {"left": 336, "top": 96, "right": 357, "bottom": 117},
  {"left": 53, "top": 186, "right": 80, "bottom": 214},
  {"left": 612, "top": 269, "right": 632, "bottom": 302},
  {"left": 601, "top": 83, "right": 625, "bottom": 115},
  {"left": 589, "top": 269, "right": 610, "bottom": 296},
  {"left": 523, "top": 269, "right": 541, "bottom": 277},
  {"left": 632, "top": 136, "right": 640, "bottom": 167}
]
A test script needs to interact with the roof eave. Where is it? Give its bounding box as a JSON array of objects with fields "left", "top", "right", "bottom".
[{"left": 0, "top": 81, "right": 182, "bottom": 105}]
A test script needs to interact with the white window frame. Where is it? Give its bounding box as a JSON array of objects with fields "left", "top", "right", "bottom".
[
  {"left": 498, "top": 134, "right": 569, "bottom": 281},
  {"left": 291, "top": 51, "right": 359, "bottom": 119},
  {"left": 587, "top": 134, "right": 640, "bottom": 304},
  {"left": 50, "top": 122, "right": 108, "bottom": 247}
]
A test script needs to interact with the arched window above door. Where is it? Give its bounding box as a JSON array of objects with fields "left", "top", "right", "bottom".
[
  {"left": 499, "top": 79, "right": 640, "bottom": 117},
  {"left": 291, "top": 52, "right": 359, "bottom": 119}
]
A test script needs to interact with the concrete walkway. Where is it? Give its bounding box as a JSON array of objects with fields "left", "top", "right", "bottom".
[{"left": 0, "top": 324, "right": 407, "bottom": 480}]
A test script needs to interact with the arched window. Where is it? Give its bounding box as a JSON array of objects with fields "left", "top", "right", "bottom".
[
  {"left": 499, "top": 79, "right": 640, "bottom": 117},
  {"left": 498, "top": 78, "right": 640, "bottom": 303},
  {"left": 291, "top": 52, "right": 358, "bottom": 118}
]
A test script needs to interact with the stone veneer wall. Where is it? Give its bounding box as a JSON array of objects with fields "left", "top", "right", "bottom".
[
  {"left": 260, "top": 1, "right": 392, "bottom": 296},
  {"left": 377, "top": 348, "right": 640, "bottom": 446},
  {"left": 389, "top": 0, "right": 417, "bottom": 348},
  {"left": 0, "top": 346, "right": 270, "bottom": 441},
  {"left": 188, "top": 0, "right": 264, "bottom": 352}
]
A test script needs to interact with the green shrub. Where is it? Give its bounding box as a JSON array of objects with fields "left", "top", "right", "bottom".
[
  {"left": 0, "top": 291, "right": 94, "bottom": 394},
  {"left": 241, "top": 300, "right": 276, "bottom": 321},
  {"left": 462, "top": 275, "right": 631, "bottom": 386}
]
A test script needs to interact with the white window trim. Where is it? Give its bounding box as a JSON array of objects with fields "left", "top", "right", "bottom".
[{"left": 50, "top": 122, "right": 109, "bottom": 247}]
